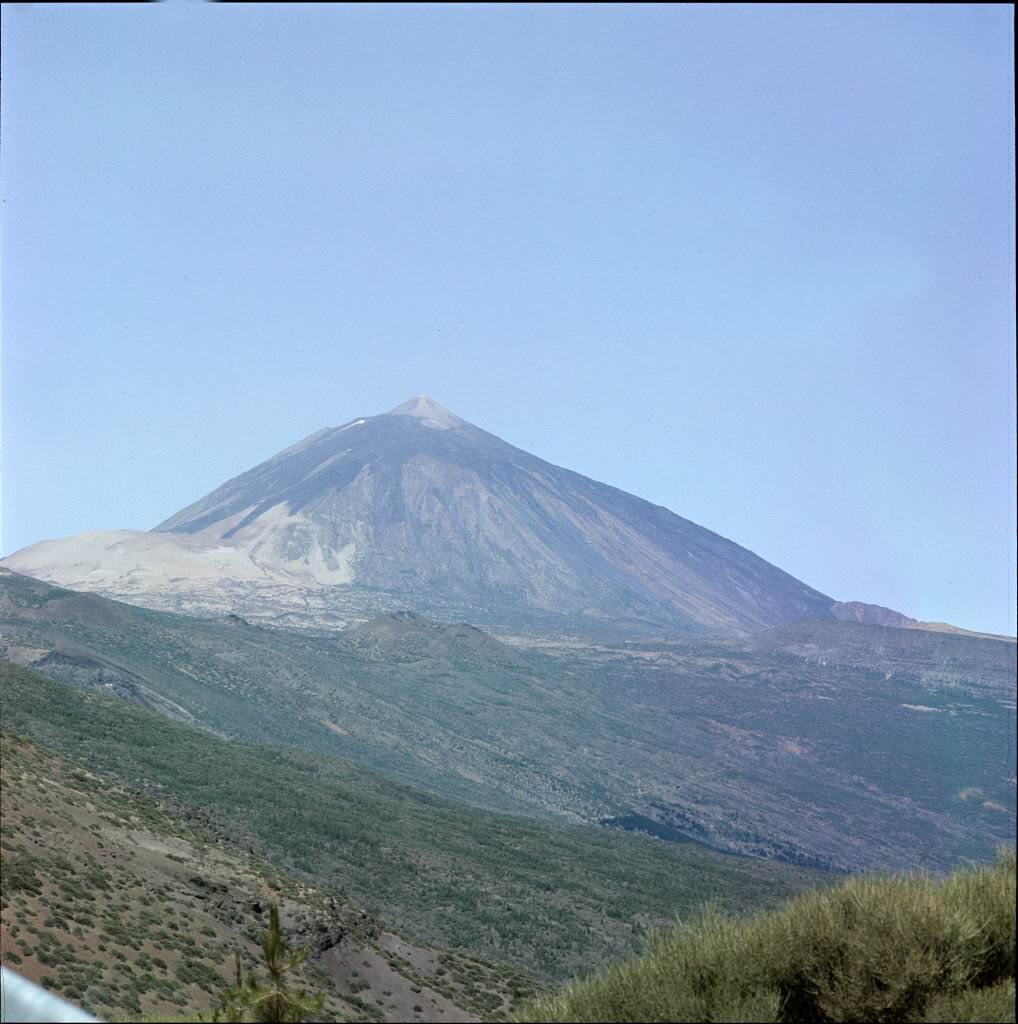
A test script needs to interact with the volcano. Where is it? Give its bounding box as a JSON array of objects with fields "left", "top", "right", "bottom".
[{"left": 3, "top": 396, "right": 837, "bottom": 634}]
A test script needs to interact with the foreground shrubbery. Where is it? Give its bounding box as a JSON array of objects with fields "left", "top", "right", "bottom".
[{"left": 517, "top": 848, "right": 1016, "bottom": 1023}]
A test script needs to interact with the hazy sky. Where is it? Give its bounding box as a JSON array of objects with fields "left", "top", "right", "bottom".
[{"left": 2, "top": 4, "right": 1014, "bottom": 634}]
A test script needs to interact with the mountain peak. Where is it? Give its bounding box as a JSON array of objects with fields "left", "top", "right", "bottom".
[
  {"left": 3, "top": 396, "right": 838, "bottom": 637},
  {"left": 386, "top": 395, "right": 464, "bottom": 430}
]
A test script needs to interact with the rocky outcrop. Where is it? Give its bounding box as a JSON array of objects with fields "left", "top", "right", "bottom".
[
  {"left": 830, "top": 600, "right": 916, "bottom": 628},
  {"left": 290, "top": 897, "right": 381, "bottom": 954}
]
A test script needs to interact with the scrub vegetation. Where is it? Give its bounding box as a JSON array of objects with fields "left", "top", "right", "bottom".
[
  {"left": 1, "top": 659, "right": 826, "bottom": 987},
  {"left": 517, "top": 849, "right": 1016, "bottom": 1023}
]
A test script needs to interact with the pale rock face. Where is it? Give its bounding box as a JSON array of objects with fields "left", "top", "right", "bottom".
[
  {"left": 1, "top": 397, "right": 837, "bottom": 635},
  {"left": 7, "top": 506, "right": 357, "bottom": 590},
  {"left": 387, "top": 395, "right": 464, "bottom": 429}
]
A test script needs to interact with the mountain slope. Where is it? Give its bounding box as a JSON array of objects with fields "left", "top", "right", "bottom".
[
  {"left": 2, "top": 570, "right": 1013, "bottom": 873},
  {"left": 0, "top": 660, "right": 828, "bottom": 983},
  {"left": 0, "top": 724, "right": 540, "bottom": 1023},
  {"left": 2, "top": 397, "right": 835, "bottom": 635}
]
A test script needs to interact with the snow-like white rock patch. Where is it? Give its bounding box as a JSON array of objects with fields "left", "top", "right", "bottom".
[{"left": 1, "top": 503, "right": 358, "bottom": 594}]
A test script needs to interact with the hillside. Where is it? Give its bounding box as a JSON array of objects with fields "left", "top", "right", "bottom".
[
  {"left": 2, "top": 569, "right": 1014, "bottom": 873},
  {"left": 0, "top": 729, "right": 540, "bottom": 1023},
  {"left": 0, "top": 660, "right": 829, "bottom": 985}
]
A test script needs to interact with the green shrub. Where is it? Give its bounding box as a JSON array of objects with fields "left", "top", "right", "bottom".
[
  {"left": 924, "top": 978, "right": 1016, "bottom": 1023},
  {"left": 939, "top": 848, "right": 1016, "bottom": 988},
  {"left": 517, "top": 849, "right": 1016, "bottom": 1024},
  {"left": 753, "top": 874, "right": 979, "bottom": 1022},
  {"left": 4, "top": 853, "right": 44, "bottom": 896}
]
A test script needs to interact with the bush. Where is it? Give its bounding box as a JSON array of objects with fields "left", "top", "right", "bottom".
[
  {"left": 752, "top": 873, "right": 981, "bottom": 1022},
  {"left": 925, "top": 978, "right": 1016, "bottom": 1023},
  {"left": 516, "top": 849, "right": 1016, "bottom": 1024}
]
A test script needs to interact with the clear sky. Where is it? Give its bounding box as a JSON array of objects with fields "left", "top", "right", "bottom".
[{"left": 2, "top": 3, "right": 1014, "bottom": 635}]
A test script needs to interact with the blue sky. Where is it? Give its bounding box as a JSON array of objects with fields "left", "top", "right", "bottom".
[{"left": 2, "top": 3, "right": 1014, "bottom": 634}]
